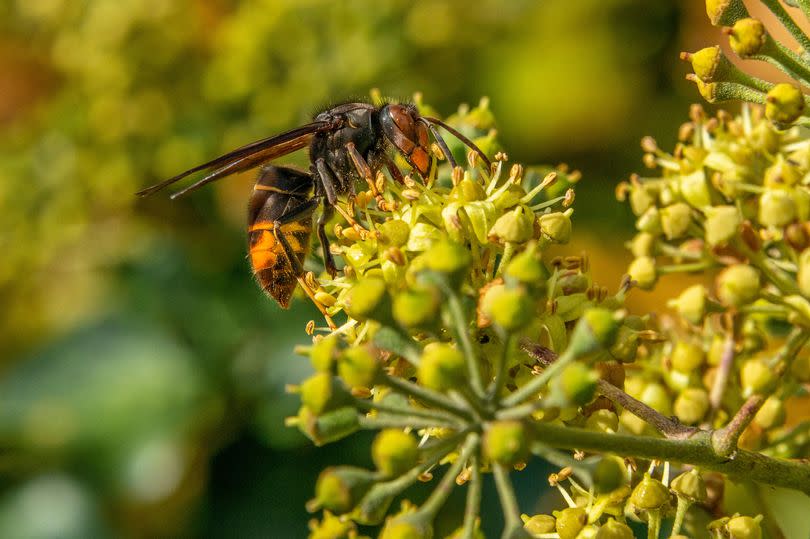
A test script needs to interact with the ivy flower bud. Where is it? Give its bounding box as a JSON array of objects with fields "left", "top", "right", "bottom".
[
  {"left": 338, "top": 346, "right": 380, "bottom": 388},
  {"left": 301, "top": 372, "right": 351, "bottom": 415},
  {"left": 379, "top": 219, "right": 411, "bottom": 247},
  {"left": 538, "top": 210, "right": 573, "bottom": 243},
  {"left": 553, "top": 507, "right": 587, "bottom": 539},
  {"left": 308, "top": 511, "right": 357, "bottom": 539},
  {"left": 484, "top": 420, "right": 530, "bottom": 466},
  {"left": 753, "top": 395, "right": 785, "bottom": 429},
  {"left": 314, "top": 466, "right": 377, "bottom": 514},
  {"left": 393, "top": 287, "right": 440, "bottom": 329},
  {"left": 343, "top": 278, "right": 391, "bottom": 322},
  {"left": 636, "top": 207, "right": 662, "bottom": 235},
  {"left": 585, "top": 409, "right": 619, "bottom": 433},
  {"left": 706, "top": 0, "right": 750, "bottom": 26},
  {"left": 489, "top": 205, "right": 534, "bottom": 243},
  {"left": 311, "top": 334, "right": 340, "bottom": 372},
  {"left": 552, "top": 361, "right": 598, "bottom": 406},
  {"left": 716, "top": 264, "right": 760, "bottom": 307},
  {"left": 758, "top": 189, "right": 796, "bottom": 227},
  {"left": 418, "top": 342, "right": 466, "bottom": 391},
  {"left": 705, "top": 205, "right": 740, "bottom": 246},
  {"left": 740, "top": 358, "right": 776, "bottom": 396},
  {"left": 449, "top": 177, "right": 486, "bottom": 203},
  {"left": 670, "top": 341, "right": 705, "bottom": 372},
  {"left": 765, "top": 83, "right": 805, "bottom": 127},
  {"left": 764, "top": 156, "right": 801, "bottom": 188},
  {"left": 595, "top": 518, "right": 633, "bottom": 539},
  {"left": 372, "top": 429, "right": 419, "bottom": 478},
  {"left": 378, "top": 508, "right": 432, "bottom": 539},
  {"left": 482, "top": 286, "right": 535, "bottom": 332},
  {"left": 668, "top": 284, "right": 708, "bottom": 325},
  {"left": 423, "top": 240, "right": 471, "bottom": 286},
  {"left": 296, "top": 405, "right": 360, "bottom": 447},
  {"left": 727, "top": 515, "right": 763, "bottom": 539},
  {"left": 661, "top": 202, "right": 692, "bottom": 240},
  {"left": 594, "top": 457, "right": 626, "bottom": 493},
  {"left": 628, "top": 256, "right": 657, "bottom": 290},
  {"left": 728, "top": 18, "right": 767, "bottom": 58},
  {"left": 670, "top": 469, "right": 708, "bottom": 504},
  {"left": 640, "top": 382, "right": 673, "bottom": 416},
  {"left": 630, "top": 474, "right": 671, "bottom": 511},
  {"left": 522, "top": 514, "right": 556, "bottom": 534},
  {"left": 630, "top": 185, "right": 655, "bottom": 215},
  {"left": 630, "top": 232, "right": 656, "bottom": 258},
  {"left": 674, "top": 387, "right": 710, "bottom": 424},
  {"left": 505, "top": 242, "right": 548, "bottom": 286}
]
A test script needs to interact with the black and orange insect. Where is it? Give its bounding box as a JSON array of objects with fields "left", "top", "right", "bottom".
[{"left": 137, "top": 101, "right": 490, "bottom": 321}]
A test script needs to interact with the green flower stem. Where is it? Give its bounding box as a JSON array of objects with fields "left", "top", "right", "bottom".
[
  {"left": 657, "top": 261, "right": 718, "bottom": 274},
  {"left": 489, "top": 332, "right": 516, "bottom": 403},
  {"left": 496, "top": 242, "right": 516, "bottom": 277},
  {"left": 799, "top": 0, "right": 810, "bottom": 20},
  {"left": 712, "top": 328, "right": 810, "bottom": 456},
  {"left": 380, "top": 372, "right": 474, "bottom": 420},
  {"left": 373, "top": 326, "right": 422, "bottom": 365},
  {"left": 761, "top": 0, "right": 810, "bottom": 54},
  {"left": 529, "top": 423, "right": 810, "bottom": 496},
  {"left": 358, "top": 415, "right": 460, "bottom": 431},
  {"left": 520, "top": 341, "right": 697, "bottom": 439},
  {"left": 647, "top": 510, "right": 661, "bottom": 539},
  {"left": 434, "top": 276, "right": 487, "bottom": 398},
  {"left": 709, "top": 333, "right": 736, "bottom": 420},
  {"left": 670, "top": 496, "right": 690, "bottom": 537},
  {"left": 352, "top": 397, "right": 465, "bottom": 427},
  {"left": 462, "top": 453, "right": 482, "bottom": 539},
  {"left": 419, "top": 433, "right": 479, "bottom": 521},
  {"left": 755, "top": 42, "right": 810, "bottom": 87},
  {"left": 492, "top": 462, "right": 526, "bottom": 539}
]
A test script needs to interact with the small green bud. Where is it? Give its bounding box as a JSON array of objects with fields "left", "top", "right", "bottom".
[
  {"left": 553, "top": 507, "right": 587, "bottom": 539},
  {"left": 594, "top": 457, "right": 626, "bottom": 493},
  {"left": 764, "top": 156, "right": 801, "bottom": 188},
  {"left": 661, "top": 202, "right": 692, "bottom": 240},
  {"left": 740, "top": 357, "right": 776, "bottom": 396},
  {"left": 372, "top": 429, "right": 419, "bottom": 478},
  {"left": 423, "top": 240, "right": 471, "bottom": 285},
  {"left": 705, "top": 205, "right": 740, "bottom": 246},
  {"left": 379, "top": 512, "right": 432, "bottom": 539},
  {"left": 727, "top": 515, "right": 763, "bottom": 539},
  {"left": 418, "top": 342, "right": 466, "bottom": 391},
  {"left": 670, "top": 469, "right": 708, "bottom": 503},
  {"left": 758, "top": 189, "right": 797, "bottom": 227},
  {"left": 636, "top": 207, "right": 662, "bottom": 235},
  {"left": 674, "top": 387, "right": 710, "bottom": 425},
  {"left": 483, "top": 286, "right": 535, "bottom": 332},
  {"left": 630, "top": 185, "right": 655, "bottom": 215},
  {"left": 630, "top": 232, "right": 656, "bottom": 258},
  {"left": 680, "top": 170, "right": 712, "bottom": 209},
  {"left": 640, "top": 382, "right": 672, "bottom": 416},
  {"left": 628, "top": 256, "right": 657, "bottom": 290},
  {"left": 585, "top": 409, "right": 619, "bottom": 433},
  {"left": 688, "top": 46, "right": 741, "bottom": 84},
  {"left": 716, "top": 264, "right": 760, "bottom": 307},
  {"left": 338, "top": 346, "right": 380, "bottom": 388},
  {"left": 489, "top": 205, "right": 535, "bottom": 243},
  {"left": 706, "top": 0, "right": 749, "bottom": 26},
  {"left": 393, "top": 287, "right": 440, "bottom": 329},
  {"left": 450, "top": 177, "right": 486, "bottom": 203},
  {"left": 301, "top": 372, "right": 351, "bottom": 415},
  {"left": 308, "top": 511, "right": 357, "bottom": 539},
  {"left": 553, "top": 361, "right": 598, "bottom": 406},
  {"left": 484, "top": 420, "right": 530, "bottom": 466},
  {"left": 297, "top": 405, "right": 360, "bottom": 447},
  {"left": 566, "top": 308, "right": 620, "bottom": 359},
  {"left": 754, "top": 395, "right": 785, "bottom": 429},
  {"left": 728, "top": 18, "right": 767, "bottom": 57},
  {"left": 671, "top": 341, "right": 705, "bottom": 372},
  {"left": 630, "top": 474, "right": 671, "bottom": 511},
  {"left": 343, "top": 278, "right": 391, "bottom": 322},
  {"left": 314, "top": 466, "right": 377, "bottom": 514},
  {"left": 765, "top": 83, "right": 805, "bottom": 127},
  {"left": 538, "top": 210, "right": 573, "bottom": 243},
  {"left": 311, "top": 335, "right": 340, "bottom": 372},
  {"left": 669, "top": 284, "right": 708, "bottom": 325},
  {"left": 522, "top": 514, "right": 556, "bottom": 534},
  {"left": 505, "top": 242, "right": 548, "bottom": 286},
  {"left": 595, "top": 518, "right": 633, "bottom": 539},
  {"left": 379, "top": 219, "right": 411, "bottom": 247}
]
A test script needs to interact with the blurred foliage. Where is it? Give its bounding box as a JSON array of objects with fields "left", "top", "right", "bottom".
[{"left": 0, "top": 0, "right": 704, "bottom": 537}]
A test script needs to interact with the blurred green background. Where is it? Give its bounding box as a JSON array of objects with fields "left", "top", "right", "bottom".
[{"left": 0, "top": 1, "right": 710, "bottom": 537}]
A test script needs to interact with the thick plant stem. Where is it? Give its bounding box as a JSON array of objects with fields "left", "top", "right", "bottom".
[
  {"left": 712, "top": 394, "right": 765, "bottom": 457},
  {"left": 529, "top": 423, "right": 810, "bottom": 496}
]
